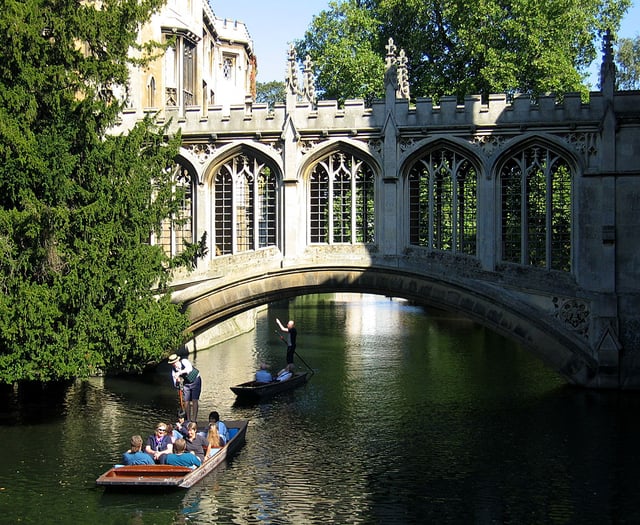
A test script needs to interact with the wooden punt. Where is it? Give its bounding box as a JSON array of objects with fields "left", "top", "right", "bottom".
[
  {"left": 230, "top": 372, "right": 309, "bottom": 401},
  {"left": 96, "top": 420, "right": 248, "bottom": 489}
]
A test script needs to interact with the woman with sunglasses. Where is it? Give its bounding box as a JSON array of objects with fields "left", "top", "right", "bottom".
[{"left": 144, "top": 423, "right": 173, "bottom": 464}]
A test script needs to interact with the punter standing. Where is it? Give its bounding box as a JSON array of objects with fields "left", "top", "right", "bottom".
[
  {"left": 276, "top": 318, "right": 297, "bottom": 365},
  {"left": 168, "top": 353, "right": 202, "bottom": 423}
]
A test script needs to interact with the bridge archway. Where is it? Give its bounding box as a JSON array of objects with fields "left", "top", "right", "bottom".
[{"left": 182, "top": 267, "right": 597, "bottom": 386}]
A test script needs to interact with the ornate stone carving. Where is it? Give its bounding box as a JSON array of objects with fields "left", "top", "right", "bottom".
[
  {"left": 469, "top": 134, "right": 507, "bottom": 155},
  {"left": 268, "top": 140, "right": 284, "bottom": 157},
  {"left": 562, "top": 132, "right": 598, "bottom": 157},
  {"left": 286, "top": 45, "right": 317, "bottom": 105},
  {"left": 300, "top": 139, "right": 320, "bottom": 154},
  {"left": 399, "top": 138, "right": 417, "bottom": 152},
  {"left": 367, "top": 139, "right": 383, "bottom": 155},
  {"left": 384, "top": 38, "right": 410, "bottom": 100},
  {"left": 187, "top": 143, "right": 217, "bottom": 164},
  {"left": 397, "top": 49, "right": 410, "bottom": 100},
  {"left": 553, "top": 297, "right": 590, "bottom": 339}
]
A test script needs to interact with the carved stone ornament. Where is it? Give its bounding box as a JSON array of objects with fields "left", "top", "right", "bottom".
[
  {"left": 187, "top": 143, "right": 217, "bottom": 164},
  {"left": 553, "top": 297, "right": 590, "bottom": 339}
]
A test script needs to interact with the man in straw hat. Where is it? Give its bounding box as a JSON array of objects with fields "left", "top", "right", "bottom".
[{"left": 168, "top": 353, "right": 202, "bottom": 422}]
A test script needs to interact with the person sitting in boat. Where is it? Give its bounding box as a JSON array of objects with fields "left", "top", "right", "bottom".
[
  {"left": 184, "top": 422, "right": 208, "bottom": 462},
  {"left": 144, "top": 423, "right": 173, "bottom": 464},
  {"left": 204, "top": 422, "right": 224, "bottom": 459},
  {"left": 276, "top": 364, "right": 294, "bottom": 382},
  {"left": 122, "top": 435, "right": 155, "bottom": 466},
  {"left": 166, "top": 423, "right": 180, "bottom": 443},
  {"left": 255, "top": 362, "right": 273, "bottom": 383},
  {"left": 165, "top": 438, "right": 202, "bottom": 468},
  {"left": 208, "top": 411, "right": 229, "bottom": 445},
  {"left": 174, "top": 409, "right": 189, "bottom": 438}
]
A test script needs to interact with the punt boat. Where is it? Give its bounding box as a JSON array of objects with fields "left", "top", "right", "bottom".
[
  {"left": 96, "top": 420, "right": 248, "bottom": 489},
  {"left": 230, "top": 372, "right": 309, "bottom": 401}
]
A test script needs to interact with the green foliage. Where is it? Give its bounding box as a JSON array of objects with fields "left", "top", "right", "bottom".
[
  {"left": 616, "top": 36, "right": 640, "bottom": 89},
  {"left": 297, "top": 0, "right": 631, "bottom": 103},
  {"left": 0, "top": 0, "right": 192, "bottom": 383},
  {"left": 296, "top": 0, "right": 385, "bottom": 103},
  {"left": 255, "top": 81, "right": 286, "bottom": 107}
]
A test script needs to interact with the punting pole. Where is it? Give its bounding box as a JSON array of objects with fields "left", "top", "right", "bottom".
[{"left": 274, "top": 330, "right": 315, "bottom": 376}]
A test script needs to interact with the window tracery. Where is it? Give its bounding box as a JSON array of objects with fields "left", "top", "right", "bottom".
[
  {"left": 212, "top": 153, "right": 277, "bottom": 256},
  {"left": 309, "top": 152, "right": 375, "bottom": 244},
  {"left": 499, "top": 145, "right": 572, "bottom": 271},
  {"left": 408, "top": 148, "right": 477, "bottom": 255}
]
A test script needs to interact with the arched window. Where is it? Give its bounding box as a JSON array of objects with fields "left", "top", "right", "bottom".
[
  {"left": 309, "top": 152, "right": 375, "bottom": 244},
  {"left": 212, "top": 153, "right": 277, "bottom": 256},
  {"left": 408, "top": 148, "right": 477, "bottom": 255},
  {"left": 157, "top": 163, "right": 193, "bottom": 257},
  {"left": 146, "top": 76, "right": 156, "bottom": 108},
  {"left": 499, "top": 145, "right": 572, "bottom": 271}
]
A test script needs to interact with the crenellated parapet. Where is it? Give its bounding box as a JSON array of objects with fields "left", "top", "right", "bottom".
[{"left": 145, "top": 90, "right": 610, "bottom": 137}]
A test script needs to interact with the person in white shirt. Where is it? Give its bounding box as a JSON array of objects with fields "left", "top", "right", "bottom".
[{"left": 168, "top": 353, "right": 202, "bottom": 422}]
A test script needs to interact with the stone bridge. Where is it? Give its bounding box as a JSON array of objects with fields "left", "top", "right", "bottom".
[{"left": 117, "top": 38, "right": 640, "bottom": 389}]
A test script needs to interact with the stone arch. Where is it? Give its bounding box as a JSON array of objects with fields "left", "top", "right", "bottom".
[
  {"left": 299, "top": 139, "right": 380, "bottom": 245},
  {"left": 203, "top": 141, "right": 283, "bottom": 184},
  {"left": 490, "top": 133, "right": 582, "bottom": 175},
  {"left": 491, "top": 133, "right": 578, "bottom": 272},
  {"left": 299, "top": 138, "right": 382, "bottom": 178},
  {"left": 181, "top": 267, "right": 597, "bottom": 386},
  {"left": 400, "top": 137, "right": 483, "bottom": 256},
  {"left": 145, "top": 75, "right": 156, "bottom": 108},
  {"left": 400, "top": 135, "right": 486, "bottom": 176}
]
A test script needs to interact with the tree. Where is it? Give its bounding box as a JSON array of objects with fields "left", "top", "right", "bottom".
[
  {"left": 0, "top": 0, "right": 193, "bottom": 383},
  {"left": 297, "top": 0, "right": 631, "bottom": 103},
  {"left": 616, "top": 36, "right": 640, "bottom": 90},
  {"left": 255, "top": 80, "right": 286, "bottom": 107},
  {"left": 296, "top": 0, "right": 385, "bottom": 103}
]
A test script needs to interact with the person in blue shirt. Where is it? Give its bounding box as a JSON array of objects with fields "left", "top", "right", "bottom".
[
  {"left": 208, "top": 411, "right": 229, "bottom": 445},
  {"left": 165, "top": 438, "right": 202, "bottom": 468},
  {"left": 122, "top": 435, "right": 155, "bottom": 465},
  {"left": 255, "top": 363, "right": 273, "bottom": 383}
]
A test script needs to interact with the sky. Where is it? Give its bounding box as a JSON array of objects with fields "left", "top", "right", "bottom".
[
  {"left": 213, "top": 1, "right": 640, "bottom": 86},
  {"left": 213, "top": 0, "right": 332, "bottom": 83}
]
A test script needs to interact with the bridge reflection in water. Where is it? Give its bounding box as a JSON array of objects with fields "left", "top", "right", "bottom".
[{"left": 3, "top": 294, "right": 639, "bottom": 523}]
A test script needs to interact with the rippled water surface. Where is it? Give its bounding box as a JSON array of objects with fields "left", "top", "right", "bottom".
[{"left": 2, "top": 294, "right": 640, "bottom": 524}]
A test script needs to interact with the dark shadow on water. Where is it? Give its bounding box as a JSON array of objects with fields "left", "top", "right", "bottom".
[
  {"left": 0, "top": 367, "right": 171, "bottom": 428},
  {"left": 0, "top": 379, "right": 74, "bottom": 426}
]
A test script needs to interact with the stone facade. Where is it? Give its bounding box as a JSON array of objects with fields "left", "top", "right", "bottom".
[
  {"left": 126, "top": 0, "right": 255, "bottom": 119},
  {"left": 116, "top": 22, "right": 640, "bottom": 389}
]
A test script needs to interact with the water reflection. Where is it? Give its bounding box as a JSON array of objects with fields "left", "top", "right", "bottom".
[{"left": 2, "top": 294, "right": 640, "bottom": 524}]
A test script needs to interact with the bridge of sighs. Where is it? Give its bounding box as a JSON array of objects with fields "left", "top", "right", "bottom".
[{"left": 115, "top": 37, "right": 640, "bottom": 389}]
